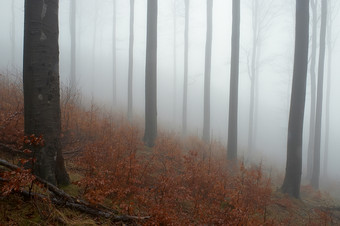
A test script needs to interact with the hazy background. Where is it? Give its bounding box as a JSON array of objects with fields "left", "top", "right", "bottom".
[{"left": 1, "top": 0, "right": 340, "bottom": 182}]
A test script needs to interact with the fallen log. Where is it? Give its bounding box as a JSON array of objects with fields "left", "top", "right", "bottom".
[{"left": 0, "top": 158, "right": 150, "bottom": 223}]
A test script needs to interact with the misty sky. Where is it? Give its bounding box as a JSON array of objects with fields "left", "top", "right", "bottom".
[{"left": 1, "top": 0, "right": 340, "bottom": 181}]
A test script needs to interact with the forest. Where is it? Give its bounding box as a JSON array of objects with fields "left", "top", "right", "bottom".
[{"left": 1, "top": 0, "right": 340, "bottom": 225}]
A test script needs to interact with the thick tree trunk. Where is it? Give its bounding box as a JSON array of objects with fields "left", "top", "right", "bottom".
[
  {"left": 23, "top": 0, "right": 69, "bottom": 185},
  {"left": 69, "top": 0, "right": 76, "bottom": 90},
  {"left": 227, "top": 0, "right": 240, "bottom": 161},
  {"left": 182, "top": 0, "right": 189, "bottom": 135},
  {"left": 281, "top": 0, "right": 309, "bottom": 198},
  {"left": 202, "top": 0, "right": 213, "bottom": 143},
  {"left": 306, "top": 0, "right": 317, "bottom": 180},
  {"left": 143, "top": 0, "right": 158, "bottom": 147},
  {"left": 112, "top": 0, "right": 117, "bottom": 107},
  {"left": 311, "top": 0, "right": 327, "bottom": 190},
  {"left": 127, "top": 0, "right": 135, "bottom": 121}
]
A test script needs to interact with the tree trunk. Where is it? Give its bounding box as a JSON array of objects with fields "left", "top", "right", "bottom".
[
  {"left": 23, "top": 0, "right": 69, "bottom": 185},
  {"left": 182, "top": 0, "right": 189, "bottom": 135},
  {"left": 306, "top": 0, "right": 317, "bottom": 180},
  {"left": 173, "top": 0, "right": 177, "bottom": 128},
  {"left": 91, "top": 0, "right": 99, "bottom": 97},
  {"left": 323, "top": 0, "right": 332, "bottom": 177},
  {"left": 311, "top": 0, "right": 327, "bottom": 190},
  {"left": 247, "top": 0, "right": 259, "bottom": 156},
  {"left": 202, "top": 0, "right": 213, "bottom": 143},
  {"left": 127, "top": 0, "right": 135, "bottom": 121},
  {"left": 227, "top": 0, "right": 240, "bottom": 161},
  {"left": 69, "top": 0, "right": 76, "bottom": 90},
  {"left": 11, "top": 0, "right": 16, "bottom": 68},
  {"left": 281, "top": 0, "right": 309, "bottom": 198},
  {"left": 112, "top": 0, "right": 117, "bottom": 107},
  {"left": 143, "top": 0, "right": 158, "bottom": 147}
]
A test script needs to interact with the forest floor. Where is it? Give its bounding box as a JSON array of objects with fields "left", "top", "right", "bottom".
[{"left": 1, "top": 73, "right": 340, "bottom": 225}]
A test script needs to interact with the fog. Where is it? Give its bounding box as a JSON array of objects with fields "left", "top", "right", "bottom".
[{"left": 1, "top": 0, "right": 340, "bottom": 185}]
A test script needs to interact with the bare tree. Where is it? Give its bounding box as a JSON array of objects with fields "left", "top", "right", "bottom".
[
  {"left": 23, "top": 0, "right": 70, "bottom": 185},
  {"left": 202, "top": 0, "right": 213, "bottom": 143},
  {"left": 227, "top": 0, "right": 240, "bottom": 161},
  {"left": 127, "top": 0, "right": 135, "bottom": 121},
  {"left": 311, "top": 0, "right": 327, "bottom": 190},
  {"left": 281, "top": 0, "right": 309, "bottom": 198},
  {"left": 182, "top": 0, "right": 189, "bottom": 135},
  {"left": 69, "top": 0, "right": 76, "bottom": 90},
  {"left": 143, "top": 0, "right": 158, "bottom": 147},
  {"left": 306, "top": 0, "right": 317, "bottom": 180},
  {"left": 172, "top": 0, "right": 178, "bottom": 126},
  {"left": 11, "top": 0, "right": 16, "bottom": 68},
  {"left": 112, "top": 0, "right": 117, "bottom": 107}
]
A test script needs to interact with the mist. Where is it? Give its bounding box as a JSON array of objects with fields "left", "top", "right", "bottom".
[{"left": 1, "top": 0, "right": 340, "bottom": 190}]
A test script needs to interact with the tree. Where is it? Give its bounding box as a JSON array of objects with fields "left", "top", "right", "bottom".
[
  {"left": 311, "top": 0, "right": 327, "bottom": 190},
  {"left": 11, "top": 0, "right": 16, "bottom": 68},
  {"left": 202, "top": 0, "right": 213, "bottom": 143},
  {"left": 112, "top": 0, "right": 117, "bottom": 107},
  {"left": 127, "top": 0, "right": 135, "bottom": 121},
  {"left": 227, "top": 0, "right": 240, "bottom": 161},
  {"left": 23, "top": 0, "right": 70, "bottom": 185},
  {"left": 182, "top": 0, "right": 189, "bottom": 135},
  {"left": 143, "top": 0, "right": 158, "bottom": 147},
  {"left": 306, "top": 0, "right": 317, "bottom": 180},
  {"left": 281, "top": 0, "right": 309, "bottom": 198},
  {"left": 69, "top": 0, "right": 76, "bottom": 90},
  {"left": 172, "top": 0, "right": 178, "bottom": 127}
]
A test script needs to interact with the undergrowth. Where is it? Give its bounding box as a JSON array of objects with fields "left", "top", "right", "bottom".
[{"left": 0, "top": 73, "right": 336, "bottom": 225}]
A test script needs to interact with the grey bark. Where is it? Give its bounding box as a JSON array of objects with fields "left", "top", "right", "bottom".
[
  {"left": 69, "top": 0, "right": 76, "bottom": 90},
  {"left": 23, "top": 0, "right": 70, "bottom": 185},
  {"left": 281, "top": 0, "right": 309, "bottom": 198},
  {"left": 202, "top": 0, "right": 213, "bottom": 143},
  {"left": 127, "top": 0, "right": 135, "bottom": 121},
  {"left": 112, "top": 0, "right": 117, "bottom": 107},
  {"left": 182, "top": 0, "right": 189, "bottom": 135},
  {"left": 227, "top": 0, "right": 240, "bottom": 161},
  {"left": 306, "top": 0, "right": 317, "bottom": 180},
  {"left": 324, "top": 0, "right": 333, "bottom": 177},
  {"left": 143, "top": 0, "right": 158, "bottom": 147},
  {"left": 247, "top": 0, "right": 259, "bottom": 155},
  {"left": 311, "top": 0, "right": 327, "bottom": 190},
  {"left": 173, "top": 0, "right": 177, "bottom": 126},
  {"left": 11, "top": 0, "right": 16, "bottom": 68}
]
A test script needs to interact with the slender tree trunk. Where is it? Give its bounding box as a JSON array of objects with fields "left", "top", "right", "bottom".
[
  {"left": 112, "top": 0, "right": 117, "bottom": 107},
  {"left": 173, "top": 0, "right": 177, "bottom": 127},
  {"left": 311, "top": 0, "right": 327, "bottom": 190},
  {"left": 127, "top": 0, "right": 135, "bottom": 121},
  {"left": 202, "top": 0, "right": 213, "bottom": 143},
  {"left": 143, "top": 0, "right": 158, "bottom": 147},
  {"left": 281, "top": 0, "right": 309, "bottom": 198},
  {"left": 324, "top": 0, "right": 332, "bottom": 177},
  {"left": 247, "top": 0, "right": 259, "bottom": 156},
  {"left": 23, "top": 0, "right": 69, "bottom": 185},
  {"left": 306, "top": 0, "right": 317, "bottom": 180},
  {"left": 11, "top": 0, "right": 16, "bottom": 68},
  {"left": 182, "top": 0, "right": 189, "bottom": 135},
  {"left": 69, "top": 0, "right": 76, "bottom": 90},
  {"left": 227, "top": 0, "right": 240, "bottom": 161},
  {"left": 91, "top": 0, "right": 98, "bottom": 97}
]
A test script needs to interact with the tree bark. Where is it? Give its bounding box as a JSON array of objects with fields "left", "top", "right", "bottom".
[
  {"left": 281, "top": 0, "right": 309, "bottom": 198},
  {"left": 202, "top": 0, "right": 213, "bottom": 143},
  {"left": 182, "top": 0, "right": 189, "bottom": 135},
  {"left": 227, "top": 0, "right": 240, "bottom": 161},
  {"left": 311, "top": 0, "right": 327, "bottom": 190},
  {"left": 69, "top": 0, "right": 76, "bottom": 90},
  {"left": 127, "top": 0, "right": 135, "bottom": 122},
  {"left": 11, "top": 0, "right": 16, "bottom": 68},
  {"left": 23, "top": 0, "right": 69, "bottom": 185},
  {"left": 112, "top": 0, "right": 117, "bottom": 107},
  {"left": 173, "top": 0, "right": 177, "bottom": 127},
  {"left": 143, "top": 0, "right": 158, "bottom": 147},
  {"left": 306, "top": 0, "right": 317, "bottom": 180}
]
